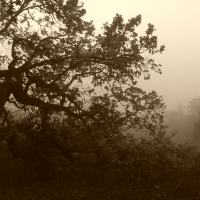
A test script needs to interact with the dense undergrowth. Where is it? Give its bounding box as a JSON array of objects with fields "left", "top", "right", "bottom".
[{"left": 1, "top": 122, "right": 200, "bottom": 200}]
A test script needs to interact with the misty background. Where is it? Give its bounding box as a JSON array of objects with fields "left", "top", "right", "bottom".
[
  {"left": 1, "top": 0, "right": 200, "bottom": 145},
  {"left": 82, "top": 0, "right": 200, "bottom": 145}
]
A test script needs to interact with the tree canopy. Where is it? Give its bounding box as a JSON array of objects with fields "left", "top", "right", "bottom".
[{"left": 0, "top": 0, "right": 165, "bottom": 138}]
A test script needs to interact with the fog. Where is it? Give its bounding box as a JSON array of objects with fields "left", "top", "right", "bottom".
[
  {"left": 82, "top": 0, "right": 200, "bottom": 111},
  {"left": 81, "top": 0, "right": 200, "bottom": 145}
]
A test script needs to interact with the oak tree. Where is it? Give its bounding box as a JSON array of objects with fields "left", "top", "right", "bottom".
[{"left": 0, "top": 0, "right": 165, "bottom": 140}]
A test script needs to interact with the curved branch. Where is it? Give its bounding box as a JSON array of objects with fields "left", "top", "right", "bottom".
[
  {"left": 0, "top": 82, "right": 11, "bottom": 112},
  {"left": 9, "top": 82, "right": 89, "bottom": 121},
  {"left": 0, "top": 56, "right": 87, "bottom": 79},
  {"left": 1, "top": 107, "right": 10, "bottom": 126}
]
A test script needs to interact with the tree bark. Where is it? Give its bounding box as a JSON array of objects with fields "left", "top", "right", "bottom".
[{"left": 0, "top": 81, "right": 11, "bottom": 113}]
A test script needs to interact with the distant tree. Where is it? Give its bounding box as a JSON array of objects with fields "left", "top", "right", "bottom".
[
  {"left": 187, "top": 97, "right": 200, "bottom": 140},
  {"left": 188, "top": 98, "right": 200, "bottom": 121},
  {"left": 0, "top": 0, "right": 165, "bottom": 152},
  {"left": 165, "top": 98, "right": 200, "bottom": 144}
]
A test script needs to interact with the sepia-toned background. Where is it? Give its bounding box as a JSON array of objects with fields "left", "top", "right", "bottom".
[{"left": 82, "top": 0, "right": 200, "bottom": 111}]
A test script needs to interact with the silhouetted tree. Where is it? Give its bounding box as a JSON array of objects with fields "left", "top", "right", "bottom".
[{"left": 0, "top": 0, "right": 165, "bottom": 158}]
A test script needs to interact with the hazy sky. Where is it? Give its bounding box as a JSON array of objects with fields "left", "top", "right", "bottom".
[{"left": 82, "top": 0, "right": 200, "bottom": 111}]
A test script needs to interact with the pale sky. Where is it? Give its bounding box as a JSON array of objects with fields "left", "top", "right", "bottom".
[{"left": 82, "top": 0, "right": 200, "bottom": 111}]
